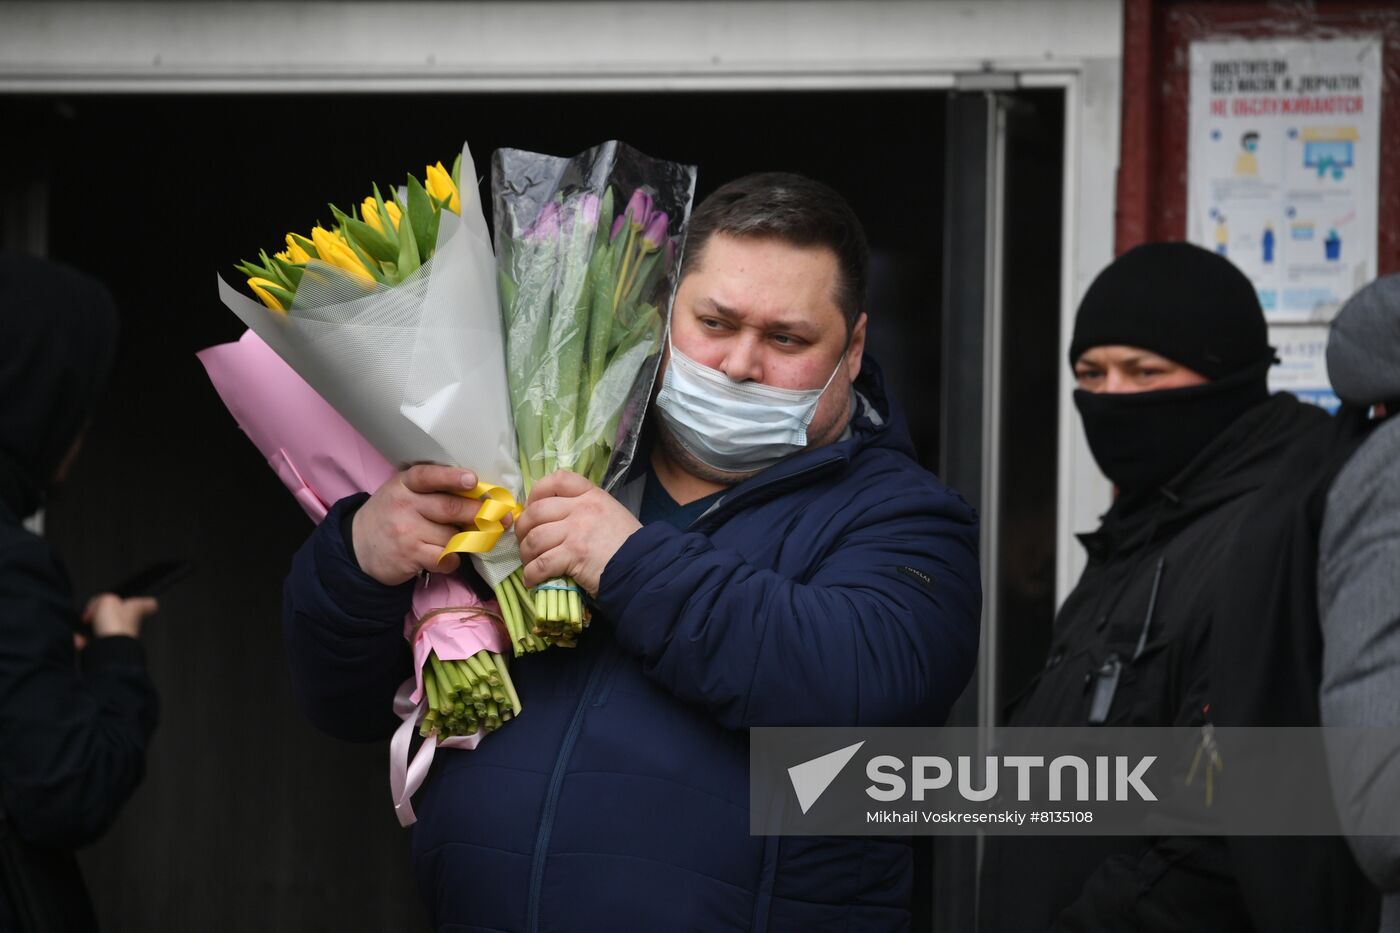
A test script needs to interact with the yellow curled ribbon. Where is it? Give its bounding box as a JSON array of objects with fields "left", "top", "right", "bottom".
[{"left": 439, "top": 481, "right": 523, "bottom": 559}]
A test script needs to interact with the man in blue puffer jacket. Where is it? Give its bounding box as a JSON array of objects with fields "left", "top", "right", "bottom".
[{"left": 283, "top": 172, "right": 981, "bottom": 932}]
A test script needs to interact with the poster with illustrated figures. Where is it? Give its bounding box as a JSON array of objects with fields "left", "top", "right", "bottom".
[{"left": 1188, "top": 38, "right": 1381, "bottom": 326}]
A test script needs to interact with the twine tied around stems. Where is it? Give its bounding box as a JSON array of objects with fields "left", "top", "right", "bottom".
[{"left": 409, "top": 603, "right": 505, "bottom": 643}]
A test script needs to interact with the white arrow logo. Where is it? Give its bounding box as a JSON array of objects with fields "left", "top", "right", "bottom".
[{"left": 788, "top": 741, "right": 866, "bottom": 814}]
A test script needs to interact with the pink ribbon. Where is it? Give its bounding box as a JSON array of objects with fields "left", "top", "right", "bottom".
[
  {"left": 389, "top": 678, "right": 484, "bottom": 827},
  {"left": 389, "top": 576, "right": 510, "bottom": 827}
]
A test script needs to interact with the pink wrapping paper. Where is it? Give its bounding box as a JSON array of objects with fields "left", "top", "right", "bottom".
[
  {"left": 198, "top": 328, "right": 395, "bottom": 519},
  {"left": 199, "top": 328, "right": 509, "bottom": 825},
  {"left": 406, "top": 577, "right": 508, "bottom": 705}
]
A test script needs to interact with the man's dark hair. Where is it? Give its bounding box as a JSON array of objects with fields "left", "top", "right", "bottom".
[{"left": 679, "top": 172, "right": 868, "bottom": 331}]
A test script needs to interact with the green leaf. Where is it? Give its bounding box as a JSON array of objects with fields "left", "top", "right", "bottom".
[
  {"left": 584, "top": 237, "right": 615, "bottom": 392},
  {"left": 235, "top": 259, "right": 272, "bottom": 281},
  {"left": 259, "top": 250, "right": 295, "bottom": 291},
  {"left": 345, "top": 217, "right": 397, "bottom": 262},
  {"left": 341, "top": 234, "right": 389, "bottom": 285},
  {"left": 289, "top": 233, "right": 319, "bottom": 261},
  {"left": 333, "top": 204, "right": 397, "bottom": 264},
  {"left": 371, "top": 183, "right": 400, "bottom": 253},
  {"left": 406, "top": 173, "right": 439, "bottom": 260},
  {"left": 451, "top": 153, "right": 462, "bottom": 193},
  {"left": 598, "top": 186, "right": 615, "bottom": 234},
  {"left": 396, "top": 206, "right": 421, "bottom": 279},
  {"left": 271, "top": 256, "right": 305, "bottom": 289},
  {"left": 497, "top": 269, "right": 518, "bottom": 327},
  {"left": 624, "top": 251, "right": 662, "bottom": 306},
  {"left": 264, "top": 283, "right": 296, "bottom": 309}
]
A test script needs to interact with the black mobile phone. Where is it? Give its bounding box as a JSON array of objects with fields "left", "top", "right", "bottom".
[{"left": 108, "top": 560, "right": 194, "bottom": 600}]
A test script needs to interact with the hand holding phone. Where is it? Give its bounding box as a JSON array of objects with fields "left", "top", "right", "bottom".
[
  {"left": 77, "top": 560, "right": 192, "bottom": 642},
  {"left": 82, "top": 594, "right": 158, "bottom": 640}
]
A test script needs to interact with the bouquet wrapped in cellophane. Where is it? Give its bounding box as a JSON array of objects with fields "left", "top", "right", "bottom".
[
  {"left": 209, "top": 141, "right": 693, "bottom": 785},
  {"left": 489, "top": 141, "right": 696, "bottom": 643}
]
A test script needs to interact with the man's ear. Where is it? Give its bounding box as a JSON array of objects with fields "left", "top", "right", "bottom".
[{"left": 846, "top": 312, "right": 868, "bottom": 381}]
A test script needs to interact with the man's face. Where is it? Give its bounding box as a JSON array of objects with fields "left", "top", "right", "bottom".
[
  {"left": 1073, "top": 345, "right": 1208, "bottom": 394},
  {"left": 659, "top": 233, "right": 867, "bottom": 481}
]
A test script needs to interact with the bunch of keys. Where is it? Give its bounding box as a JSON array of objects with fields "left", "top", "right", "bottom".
[{"left": 1185, "top": 722, "right": 1224, "bottom": 806}]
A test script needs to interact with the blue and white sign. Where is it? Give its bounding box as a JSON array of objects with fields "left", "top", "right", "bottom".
[{"left": 1188, "top": 38, "right": 1381, "bottom": 325}]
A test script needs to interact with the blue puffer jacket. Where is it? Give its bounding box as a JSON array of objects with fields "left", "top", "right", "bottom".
[{"left": 283, "top": 359, "right": 981, "bottom": 933}]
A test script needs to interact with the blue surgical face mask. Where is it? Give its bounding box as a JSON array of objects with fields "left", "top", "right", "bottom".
[{"left": 654, "top": 337, "right": 844, "bottom": 474}]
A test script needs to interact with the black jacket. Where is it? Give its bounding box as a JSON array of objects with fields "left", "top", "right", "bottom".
[
  {"left": 0, "top": 254, "right": 159, "bottom": 931},
  {"left": 1208, "top": 402, "right": 1378, "bottom": 933},
  {"left": 980, "top": 393, "right": 1376, "bottom": 932}
]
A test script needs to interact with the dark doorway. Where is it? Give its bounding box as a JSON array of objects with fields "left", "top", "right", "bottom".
[{"left": 995, "top": 89, "right": 1066, "bottom": 715}]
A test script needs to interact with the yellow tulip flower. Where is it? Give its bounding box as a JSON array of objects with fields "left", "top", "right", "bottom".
[
  {"left": 362, "top": 196, "right": 403, "bottom": 235},
  {"left": 247, "top": 277, "right": 286, "bottom": 313},
  {"left": 311, "top": 226, "right": 376, "bottom": 285},
  {"left": 362, "top": 197, "right": 385, "bottom": 234},
  {"left": 425, "top": 162, "right": 461, "bottom": 213},
  {"left": 284, "top": 235, "right": 311, "bottom": 265}
]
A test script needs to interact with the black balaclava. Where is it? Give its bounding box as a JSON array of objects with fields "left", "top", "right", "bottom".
[
  {"left": 0, "top": 254, "right": 120, "bottom": 520},
  {"left": 1069, "top": 242, "right": 1273, "bottom": 494}
]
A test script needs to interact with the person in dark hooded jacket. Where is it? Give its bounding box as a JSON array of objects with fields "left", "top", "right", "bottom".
[
  {"left": 0, "top": 254, "right": 160, "bottom": 932},
  {"left": 979, "top": 242, "right": 1375, "bottom": 932},
  {"left": 283, "top": 173, "right": 982, "bottom": 932}
]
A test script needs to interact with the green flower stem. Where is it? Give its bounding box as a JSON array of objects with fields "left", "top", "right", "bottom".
[
  {"left": 465, "top": 654, "right": 494, "bottom": 685},
  {"left": 424, "top": 662, "right": 442, "bottom": 712},
  {"left": 492, "top": 652, "right": 523, "bottom": 715}
]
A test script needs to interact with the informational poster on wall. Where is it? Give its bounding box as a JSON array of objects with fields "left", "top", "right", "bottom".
[
  {"left": 1267, "top": 325, "right": 1338, "bottom": 412},
  {"left": 1187, "top": 38, "right": 1381, "bottom": 325}
]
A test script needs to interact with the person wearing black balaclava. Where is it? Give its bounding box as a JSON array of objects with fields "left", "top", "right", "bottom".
[
  {"left": 979, "top": 242, "right": 1377, "bottom": 932},
  {"left": 0, "top": 254, "right": 159, "bottom": 932}
]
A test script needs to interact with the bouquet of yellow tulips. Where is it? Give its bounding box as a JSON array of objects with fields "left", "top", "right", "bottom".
[
  {"left": 235, "top": 158, "right": 463, "bottom": 313},
  {"left": 214, "top": 147, "right": 530, "bottom": 757}
]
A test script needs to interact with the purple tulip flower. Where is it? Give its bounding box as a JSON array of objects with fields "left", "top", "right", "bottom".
[
  {"left": 625, "top": 189, "right": 654, "bottom": 231},
  {"left": 577, "top": 193, "right": 602, "bottom": 231},
  {"left": 527, "top": 201, "right": 561, "bottom": 243},
  {"left": 640, "top": 212, "right": 669, "bottom": 252}
]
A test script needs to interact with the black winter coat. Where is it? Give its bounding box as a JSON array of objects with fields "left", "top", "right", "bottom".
[
  {"left": 980, "top": 393, "right": 1377, "bottom": 932},
  {"left": 0, "top": 254, "right": 159, "bottom": 931},
  {"left": 0, "top": 501, "right": 159, "bottom": 931}
]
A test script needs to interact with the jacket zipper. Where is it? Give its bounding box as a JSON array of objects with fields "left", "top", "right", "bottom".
[
  {"left": 526, "top": 645, "right": 615, "bottom": 933},
  {"left": 521, "top": 455, "right": 844, "bottom": 930}
]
